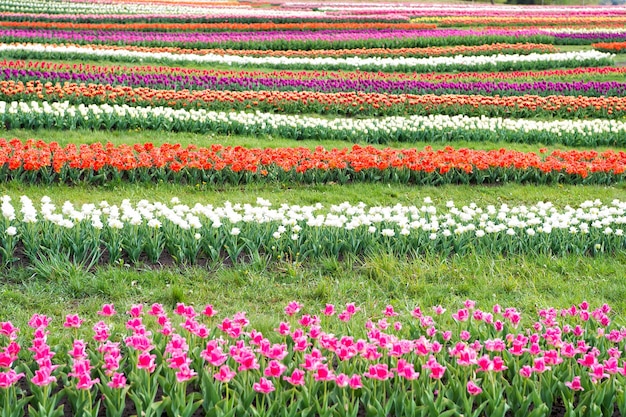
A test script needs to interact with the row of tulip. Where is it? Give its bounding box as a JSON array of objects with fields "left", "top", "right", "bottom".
[
  {"left": 0, "top": 11, "right": 412, "bottom": 24},
  {"left": 3, "top": 81, "right": 624, "bottom": 119},
  {"left": 0, "top": 139, "right": 624, "bottom": 184},
  {"left": 0, "top": 21, "right": 438, "bottom": 32},
  {"left": 4, "top": 28, "right": 626, "bottom": 50},
  {"left": 304, "top": 2, "right": 626, "bottom": 15},
  {"left": 0, "top": 0, "right": 254, "bottom": 18},
  {"left": 593, "top": 42, "right": 626, "bottom": 53},
  {"left": 0, "top": 195, "right": 624, "bottom": 266},
  {"left": 3, "top": 101, "right": 626, "bottom": 147},
  {"left": 1, "top": 44, "right": 610, "bottom": 73},
  {"left": 10, "top": 60, "right": 626, "bottom": 84},
  {"left": 8, "top": 66, "right": 626, "bottom": 97},
  {"left": 0, "top": 42, "right": 557, "bottom": 60},
  {"left": 414, "top": 16, "right": 626, "bottom": 27},
  {"left": 2, "top": 299, "right": 624, "bottom": 417}
]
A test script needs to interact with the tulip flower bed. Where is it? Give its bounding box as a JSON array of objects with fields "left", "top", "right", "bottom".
[
  {"left": 3, "top": 102, "right": 626, "bottom": 147},
  {"left": 2, "top": 299, "right": 626, "bottom": 417},
  {"left": 593, "top": 42, "right": 626, "bottom": 54},
  {"left": 416, "top": 16, "right": 626, "bottom": 28},
  {"left": 0, "top": 43, "right": 613, "bottom": 73},
  {"left": 2, "top": 2, "right": 626, "bottom": 417},
  {"left": 2, "top": 83, "right": 625, "bottom": 120},
  {"left": 0, "top": 28, "right": 561, "bottom": 51},
  {"left": 0, "top": 28, "right": 625, "bottom": 50},
  {"left": 0, "top": 42, "right": 558, "bottom": 59},
  {"left": 0, "top": 21, "right": 439, "bottom": 32},
  {"left": 0, "top": 195, "right": 624, "bottom": 267},
  {"left": 6, "top": 60, "right": 626, "bottom": 85},
  {"left": 0, "top": 43, "right": 611, "bottom": 73},
  {"left": 7, "top": 66, "right": 626, "bottom": 97},
  {"left": 1, "top": 140, "right": 625, "bottom": 185}
]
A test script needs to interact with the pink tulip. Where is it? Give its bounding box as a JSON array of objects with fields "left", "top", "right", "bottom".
[
  {"left": 93, "top": 321, "right": 110, "bottom": 342},
  {"left": 174, "top": 303, "right": 196, "bottom": 319},
  {"left": 365, "top": 363, "right": 393, "bottom": 381},
  {"left": 452, "top": 308, "right": 469, "bottom": 322},
  {"left": 275, "top": 322, "right": 290, "bottom": 336},
  {"left": 28, "top": 314, "right": 51, "bottom": 329},
  {"left": 589, "top": 364, "right": 609, "bottom": 383},
  {"left": 334, "top": 373, "right": 349, "bottom": 388},
  {"left": 426, "top": 359, "right": 446, "bottom": 380},
  {"left": 253, "top": 377, "right": 275, "bottom": 394},
  {"left": 76, "top": 374, "right": 100, "bottom": 390},
  {"left": 284, "top": 301, "right": 303, "bottom": 317},
  {"left": 519, "top": 365, "right": 533, "bottom": 378},
  {"left": 31, "top": 367, "right": 56, "bottom": 387},
  {"left": 69, "top": 340, "right": 87, "bottom": 359},
  {"left": 97, "top": 304, "right": 116, "bottom": 317},
  {"left": 338, "top": 312, "right": 351, "bottom": 322},
  {"left": 214, "top": 365, "right": 236, "bottom": 383},
  {"left": 322, "top": 304, "right": 335, "bottom": 316},
  {"left": 202, "top": 304, "right": 217, "bottom": 318},
  {"left": 63, "top": 314, "right": 84, "bottom": 329},
  {"left": 137, "top": 352, "right": 156, "bottom": 373},
  {"left": 264, "top": 360, "right": 287, "bottom": 378},
  {"left": 0, "top": 352, "right": 13, "bottom": 368},
  {"left": 476, "top": 355, "right": 492, "bottom": 372},
  {"left": 467, "top": 380, "right": 482, "bottom": 396},
  {"left": 235, "top": 351, "right": 259, "bottom": 372},
  {"left": 283, "top": 369, "right": 305, "bottom": 386},
  {"left": 0, "top": 370, "right": 24, "bottom": 388},
  {"left": 175, "top": 364, "right": 197, "bottom": 383},
  {"left": 298, "top": 315, "right": 315, "bottom": 328},
  {"left": 0, "top": 321, "right": 18, "bottom": 339},
  {"left": 107, "top": 372, "right": 127, "bottom": 389},
  {"left": 348, "top": 374, "right": 363, "bottom": 389},
  {"left": 345, "top": 303, "right": 360, "bottom": 315},
  {"left": 492, "top": 356, "right": 508, "bottom": 372},
  {"left": 147, "top": 303, "right": 164, "bottom": 316},
  {"left": 565, "top": 376, "right": 584, "bottom": 391},
  {"left": 383, "top": 305, "right": 398, "bottom": 317},
  {"left": 314, "top": 364, "right": 335, "bottom": 382},
  {"left": 127, "top": 304, "right": 144, "bottom": 318},
  {"left": 432, "top": 305, "right": 446, "bottom": 315}
]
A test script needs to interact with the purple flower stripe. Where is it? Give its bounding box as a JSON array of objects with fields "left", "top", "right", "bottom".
[
  {"left": 5, "top": 68, "right": 626, "bottom": 96},
  {"left": 0, "top": 28, "right": 597, "bottom": 44}
]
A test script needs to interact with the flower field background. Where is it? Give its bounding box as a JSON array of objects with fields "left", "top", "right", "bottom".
[{"left": 0, "top": 0, "right": 626, "bottom": 416}]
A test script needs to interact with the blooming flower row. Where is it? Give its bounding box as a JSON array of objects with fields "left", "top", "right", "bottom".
[
  {"left": 8, "top": 65, "right": 626, "bottom": 97},
  {"left": 9, "top": 59, "right": 626, "bottom": 84},
  {"left": 592, "top": 42, "right": 626, "bottom": 53},
  {"left": 3, "top": 27, "right": 619, "bottom": 48},
  {"left": 1, "top": 138, "right": 625, "bottom": 183},
  {"left": 0, "top": 20, "right": 437, "bottom": 32},
  {"left": 1, "top": 299, "right": 626, "bottom": 417},
  {"left": 0, "top": 195, "right": 624, "bottom": 266},
  {"left": 3, "top": 101, "right": 626, "bottom": 148},
  {"left": 0, "top": 0, "right": 255, "bottom": 17},
  {"left": 3, "top": 81, "right": 625, "bottom": 120},
  {"left": 0, "top": 43, "right": 610, "bottom": 72},
  {"left": 415, "top": 16, "right": 626, "bottom": 28}
]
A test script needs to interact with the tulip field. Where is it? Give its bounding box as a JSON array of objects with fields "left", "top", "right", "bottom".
[{"left": 1, "top": 0, "right": 626, "bottom": 416}]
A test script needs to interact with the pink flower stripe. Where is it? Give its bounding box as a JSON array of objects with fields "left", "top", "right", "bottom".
[{"left": 1, "top": 300, "right": 625, "bottom": 415}]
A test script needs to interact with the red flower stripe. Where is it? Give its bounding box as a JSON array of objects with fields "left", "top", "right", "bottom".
[{"left": 1, "top": 139, "right": 624, "bottom": 182}]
